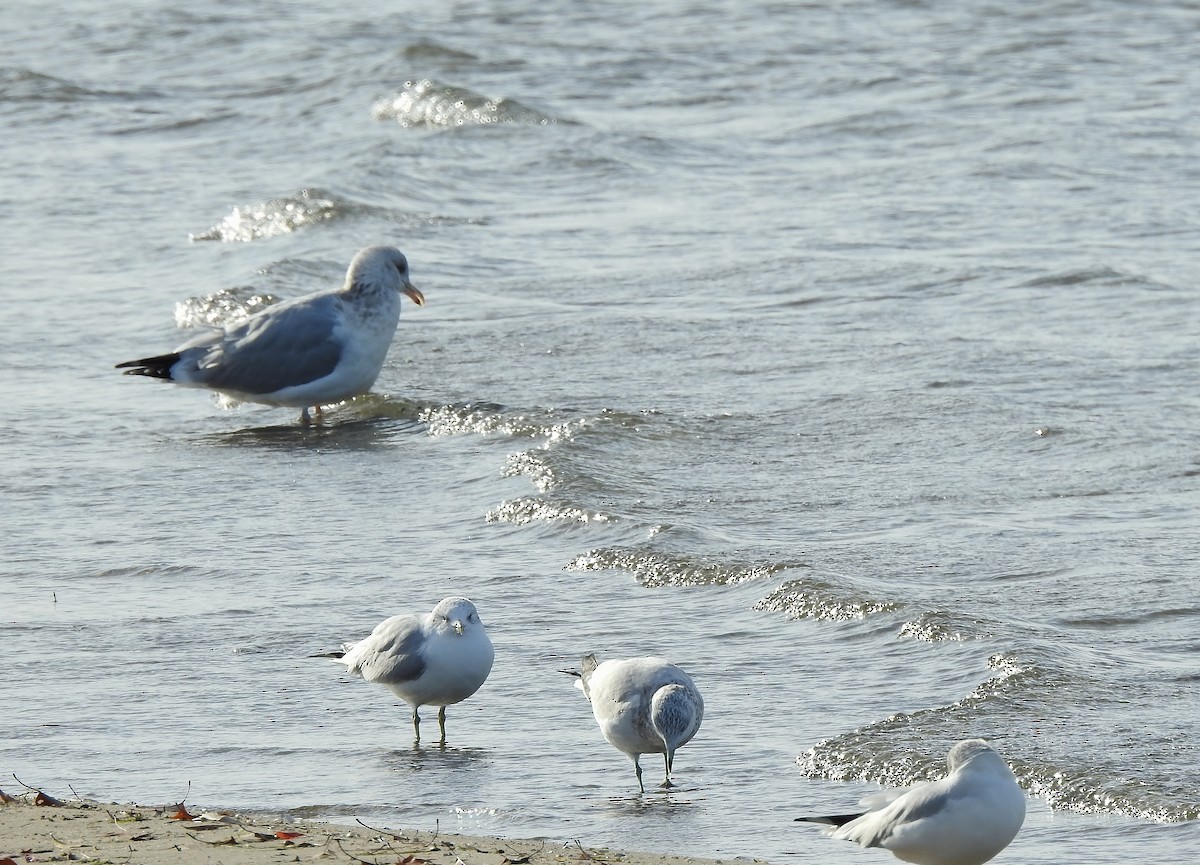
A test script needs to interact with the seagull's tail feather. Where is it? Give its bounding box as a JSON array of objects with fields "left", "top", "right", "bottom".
[
  {"left": 794, "top": 813, "right": 865, "bottom": 827},
  {"left": 574, "top": 653, "right": 602, "bottom": 697},
  {"left": 310, "top": 648, "right": 349, "bottom": 661},
  {"left": 115, "top": 352, "right": 182, "bottom": 380},
  {"left": 558, "top": 667, "right": 588, "bottom": 699}
]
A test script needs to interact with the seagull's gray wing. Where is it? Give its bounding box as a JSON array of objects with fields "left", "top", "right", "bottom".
[
  {"left": 860, "top": 787, "right": 914, "bottom": 810},
  {"left": 342, "top": 614, "right": 428, "bottom": 686},
  {"left": 890, "top": 790, "right": 951, "bottom": 827},
  {"left": 179, "top": 293, "right": 344, "bottom": 395},
  {"left": 834, "top": 784, "right": 952, "bottom": 848}
]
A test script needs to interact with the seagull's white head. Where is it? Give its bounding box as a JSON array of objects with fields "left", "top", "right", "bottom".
[
  {"left": 946, "top": 738, "right": 1007, "bottom": 775},
  {"left": 346, "top": 245, "right": 425, "bottom": 307},
  {"left": 430, "top": 596, "right": 483, "bottom": 637}
]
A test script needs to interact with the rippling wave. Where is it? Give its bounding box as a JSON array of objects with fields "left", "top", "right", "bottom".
[
  {"left": 190, "top": 185, "right": 482, "bottom": 243},
  {"left": 189, "top": 188, "right": 349, "bottom": 242},
  {"left": 798, "top": 649, "right": 1199, "bottom": 822},
  {"left": 486, "top": 497, "right": 612, "bottom": 526},
  {"left": 420, "top": 402, "right": 595, "bottom": 444},
  {"left": 564, "top": 547, "right": 797, "bottom": 588},
  {"left": 756, "top": 576, "right": 900, "bottom": 622},
  {"left": 1017, "top": 761, "right": 1198, "bottom": 824},
  {"left": 173, "top": 285, "right": 278, "bottom": 329},
  {"left": 371, "top": 79, "right": 560, "bottom": 128},
  {"left": 804, "top": 732, "right": 1198, "bottom": 823},
  {"left": 0, "top": 66, "right": 128, "bottom": 102},
  {"left": 422, "top": 403, "right": 632, "bottom": 527},
  {"left": 898, "top": 609, "right": 991, "bottom": 642}
]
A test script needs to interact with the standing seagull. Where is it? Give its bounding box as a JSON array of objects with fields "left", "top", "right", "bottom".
[
  {"left": 567, "top": 654, "right": 704, "bottom": 792},
  {"left": 116, "top": 245, "right": 425, "bottom": 423},
  {"left": 795, "top": 739, "right": 1026, "bottom": 865},
  {"left": 334, "top": 597, "right": 494, "bottom": 745}
]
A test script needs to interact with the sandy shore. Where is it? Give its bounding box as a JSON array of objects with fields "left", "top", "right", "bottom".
[{"left": 0, "top": 787, "right": 768, "bottom": 865}]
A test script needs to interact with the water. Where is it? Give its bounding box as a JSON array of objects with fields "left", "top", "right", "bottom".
[{"left": 2, "top": 1, "right": 1198, "bottom": 861}]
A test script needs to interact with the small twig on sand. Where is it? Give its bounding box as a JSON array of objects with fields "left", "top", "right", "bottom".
[
  {"left": 335, "top": 837, "right": 389, "bottom": 865},
  {"left": 186, "top": 831, "right": 239, "bottom": 846},
  {"left": 12, "top": 774, "right": 63, "bottom": 806},
  {"left": 356, "top": 817, "right": 412, "bottom": 842},
  {"left": 572, "top": 840, "right": 611, "bottom": 864},
  {"left": 498, "top": 840, "right": 545, "bottom": 864}
]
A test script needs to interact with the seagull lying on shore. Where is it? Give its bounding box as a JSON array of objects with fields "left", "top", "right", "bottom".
[
  {"left": 332, "top": 597, "right": 494, "bottom": 745},
  {"left": 565, "top": 654, "right": 704, "bottom": 792},
  {"left": 795, "top": 739, "right": 1026, "bottom": 865},
  {"left": 116, "top": 245, "right": 425, "bottom": 423}
]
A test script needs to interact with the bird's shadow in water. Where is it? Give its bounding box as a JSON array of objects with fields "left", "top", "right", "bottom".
[
  {"left": 380, "top": 744, "right": 490, "bottom": 775},
  {"left": 589, "top": 785, "right": 704, "bottom": 814},
  {"left": 196, "top": 395, "right": 432, "bottom": 452}
]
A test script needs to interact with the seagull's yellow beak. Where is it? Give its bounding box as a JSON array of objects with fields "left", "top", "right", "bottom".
[
  {"left": 404, "top": 283, "right": 425, "bottom": 307},
  {"left": 452, "top": 620, "right": 465, "bottom": 636}
]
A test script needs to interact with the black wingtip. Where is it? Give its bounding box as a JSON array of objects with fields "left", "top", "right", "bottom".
[
  {"left": 795, "top": 812, "right": 864, "bottom": 827},
  {"left": 115, "top": 352, "right": 181, "bottom": 380}
]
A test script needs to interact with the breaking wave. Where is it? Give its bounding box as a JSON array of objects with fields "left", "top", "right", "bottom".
[
  {"left": 564, "top": 547, "right": 798, "bottom": 588},
  {"left": 798, "top": 651, "right": 1199, "bottom": 822},
  {"left": 189, "top": 188, "right": 349, "bottom": 242},
  {"left": 372, "top": 79, "right": 561, "bottom": 128},
  {"left": 173, "top": 285, "right": 278, "bottom": 329},
  {"left": 486, "top": 498, "right": 612, "bottom": 526},
  {"left": 755, "top": 576, "right": 901, "bottom": 622}
]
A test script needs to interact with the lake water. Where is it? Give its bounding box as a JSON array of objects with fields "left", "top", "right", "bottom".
[{"left": 2, "top": 1, "right": 1198, "bottom": 862}]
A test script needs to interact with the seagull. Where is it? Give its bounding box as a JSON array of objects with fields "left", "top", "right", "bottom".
[
  {"left": 332, "top": 597, "right": 494, "bottom": 745},
  {"left": 116, "top": 245, "right": 425, "bottom": 423},
  {"left": 566, "top": 654, "right": 704, "bottom": 792},
  {"left": 795, "top": 739, "right": 1026, "bottom": 865}
]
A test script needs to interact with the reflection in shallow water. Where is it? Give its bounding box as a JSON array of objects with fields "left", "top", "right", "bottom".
[
  {"left": 382, "top": 745, "right": 492, "bottom": 774},
  {"left": 199, "top": 399, "right": 432, "bottom": 451}
]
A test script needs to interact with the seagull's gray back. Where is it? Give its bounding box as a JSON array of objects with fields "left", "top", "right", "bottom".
[
  {"left": 832, "top": 782, "right": 954, "bottom": 851},
  {"left": 892, "top": 790, "right": 952, "bottom": 829},
  {"left": 177, "top": 292, "right": 343, "bottom": 395}
]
